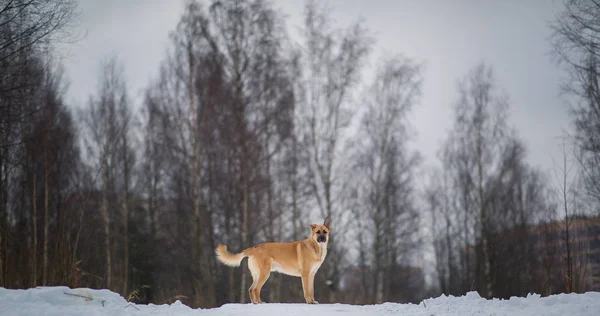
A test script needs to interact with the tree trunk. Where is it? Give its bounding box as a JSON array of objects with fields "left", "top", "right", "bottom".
[
  {"left": 265, "top": 140, "right": 280, "bottom": 303},
  {"left": 239, "top": 174, "right": 248, "bottom": 303},
  {"left": 205, "top": 155, "right": 217, "bottom": 307},
  {"left": 193, "top": 156, "right": 203, "bottom": 307},
  {"left": 188, "top": 42, "right": 206, "bottom": 307},
  {"left": 375, "top": 269, "right": 384, "bottom": 304},
  {"left": 358, "top": 235, "right": 369, "bottom": 303},
  {"left": 0, "top": 159, "right": 4, "bottom": 287},
  {"left": 290, "top": 140, "right": 300, "bottom": 239},
  {"left": 32, "top": 162, "right": 37, "bottom": 287},
  {"left": 445, "top": 211, "right": 454, "bottom": 293},
  {"left": 43, "top": 150, "right": 49, "bottom": 286},
  {"left": 478, "top": 139, "right": 492, "bottom": 298},
  {"left": 563, "top": 148, "right": 573, "bottom": 293},
  {"left": 121, "top": 128, "right": 130, "bottom": 296},
  {"left": 374, "top": 218, "right": 383, "bottom": 304},
  {"left": 102, "top": 164, "right": 111, "bottom": 290},
  {"left": 122, "top": 175, "right": 129, "bottom": 295},
  {"left": 226, "top": 157, "right": 236, "bottom": 303},
  {"left": 234, "top": 21, "right": 249, "bottom": 301},
  {"left": 462, "top": 190, "right": 470, "bottom": 291},
  {"left": 0, "top": 139, "right": 4, "bottom": 287},
  {"left": 149, "top": 186, "right": 157, "bottom": 237}
]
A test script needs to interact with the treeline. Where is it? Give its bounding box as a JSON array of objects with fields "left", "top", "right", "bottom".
[
  {"left": 426, "top": 64, "right": 559, "bottom": 298},
  {"left": 0, "top": 0, "right": 81, "bottom": 288},
  {"left": 426, "top": 0, "right": 600, "bottom": 299},
  {"left": 0, "top": 0, "right": 599, "bottom": 308}
]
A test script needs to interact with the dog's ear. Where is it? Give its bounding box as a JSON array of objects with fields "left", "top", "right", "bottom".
[
  {"left": 323, "top": 216, "right": 331, "bottom": 230},
  {"left": 310, "top": 224, "right": 318, "bottom": 230}
]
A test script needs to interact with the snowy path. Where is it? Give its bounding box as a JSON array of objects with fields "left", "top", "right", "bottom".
[{"left": 1, "top": 286, "right": 599, "bottom": 316}]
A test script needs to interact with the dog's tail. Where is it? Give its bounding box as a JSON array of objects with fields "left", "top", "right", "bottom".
[{"left": 215, "top": 244, "right": 248, "bottom": 267}]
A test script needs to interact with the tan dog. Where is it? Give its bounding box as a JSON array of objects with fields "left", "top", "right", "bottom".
[{"left": 215, "top": 216, "right": 331, "bottom": 304}]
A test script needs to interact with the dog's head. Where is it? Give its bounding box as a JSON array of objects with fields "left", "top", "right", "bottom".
[{"left": 310, "top": 216, "right": 331, "bottom": 244}]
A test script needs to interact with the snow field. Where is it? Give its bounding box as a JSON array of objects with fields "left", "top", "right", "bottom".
[{"left": 1, "top": 286, "right": 599, "bottom": 316}]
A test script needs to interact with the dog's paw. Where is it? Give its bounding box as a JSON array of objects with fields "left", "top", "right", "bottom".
[{"left": 307, "top": 300, "right": 319, "bottom": 304}]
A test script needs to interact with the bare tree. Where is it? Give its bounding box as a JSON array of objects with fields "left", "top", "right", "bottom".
[
  {"left": 350, "top": 55, "right": 422, "bottom": 303},
  {"left": 428, "top": 62, "right": 560, "bottom": 299},
  {"left": 81, "top": 56, "right": 130, "bottom": 291},
  {"left": 118, "top": 81, "right": 135, "bottom": 296},
  {"left": 297, "top": 0, "right": 371, "bottom": 300},
  {"left": 551, "top": 134, "right": 588, "bottom": 293},
  {"left": 450, "top": 64, "right": 510, "bottom": 297},
  {"left": 138, "top": 0, "right": 295, "bottom": 306},
  {"left": 0, "top": 0, "right": 78, "bottom": 286},
  {"left": 176, "top": 2, "right": 206, "bottom": 304},
  {"left": 205, "top": 0, "right": 294, "bottom": 303},
  {"left": 3, "top": 54, "right": 82, "bottom": 289},
  {"left": 43, "top": 124, "right": 49, "bottom": 285},
  {"left": 426, "top": 161, "right": 461, "bottom": 296},
  {"left": 0, "top": 0, "right": 77, "bottom": 65},
  {"left": 32, "top": 150, "right": 38, "bottom": 286},
  {"left": 552, "top": 0, "right": 600, "bottom": 207}
]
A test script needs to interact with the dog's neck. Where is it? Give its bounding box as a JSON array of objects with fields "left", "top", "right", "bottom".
[
  {"left": 317, "top": 241, "right": 328, "bottom": 261},
  {"left": 305, "top": 238, "right": 328, "bottom": 261}
]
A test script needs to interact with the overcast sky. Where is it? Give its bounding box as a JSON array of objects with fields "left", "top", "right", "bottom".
[{"left": 64, "top": 0, "right": 570, "bottom": 179}]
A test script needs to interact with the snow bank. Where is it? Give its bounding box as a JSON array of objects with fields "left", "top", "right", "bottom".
[{"left": 1, "top": 286, "right": 599, "bottom": 316}]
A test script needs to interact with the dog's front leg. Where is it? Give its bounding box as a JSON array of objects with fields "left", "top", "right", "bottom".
[
  {"left": 301, "top": 273, "right": 318, "bottom": 304},
  {"left": 308, "top": 271, "right": 318, "bottom": 304}
]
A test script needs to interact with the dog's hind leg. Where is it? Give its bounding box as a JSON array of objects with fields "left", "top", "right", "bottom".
[
  {"left": 247, "top": 257, "right": 260, "bottom": 304},
  {"left": 253, "top": 257, "right": 272, "bottom": 304}
]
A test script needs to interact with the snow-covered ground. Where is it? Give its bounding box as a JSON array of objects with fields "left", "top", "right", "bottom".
[{"left": 1, "top": 286, "right": 599, "bottom": 316}]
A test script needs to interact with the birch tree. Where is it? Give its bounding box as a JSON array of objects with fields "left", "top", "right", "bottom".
[
  {"left": 445, "top": 64, "right": 510, "bottom": 297},
  {"left": 552, "top": 0, "right": 600, "bottom": 206},
  {"left": 352, "top": 55, "right": 422, "bottom": 303},
  {"left": 82, "top": 57, "right": 130, "bottom": 291},
  {"left": 298, "top": 1, "right": 371, "bottom": 300}
]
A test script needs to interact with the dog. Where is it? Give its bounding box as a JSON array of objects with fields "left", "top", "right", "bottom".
[{"left": 215, "top": 216, "right": 331, "bottom": 304}]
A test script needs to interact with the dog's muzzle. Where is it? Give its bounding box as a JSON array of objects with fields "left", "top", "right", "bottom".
[{"left": 317, "top": 235, "right": 326, "bottom": 243}]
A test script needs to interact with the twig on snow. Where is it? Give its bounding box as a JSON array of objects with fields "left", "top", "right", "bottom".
[
  {"left": 63, "top": 292, "right": 106, "bottom": 307},
  {"left": 125, "top": 303, "right": 140, "bottom": 310},
  {"left": 63, "top": 292, "right": 92, "bottom": 301}
]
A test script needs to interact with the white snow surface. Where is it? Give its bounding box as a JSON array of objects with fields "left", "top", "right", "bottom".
[{"left": 1, "top": 286, "right": 599, "bottom": 316}]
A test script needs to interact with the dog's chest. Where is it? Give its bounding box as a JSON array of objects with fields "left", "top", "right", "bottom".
[
  {"left": 318, "top": 245, "right": 328, "bottom": 262},
  {"left": 310, "top": 261, "right": 322, "bottom": 275},
  {"left": 315, "top": 244, "right": 327, "bottom": 266}
]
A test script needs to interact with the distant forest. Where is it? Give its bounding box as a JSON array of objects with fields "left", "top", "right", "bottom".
[{"left": 0, "top": 0, "right": 599, "bottom": 307}]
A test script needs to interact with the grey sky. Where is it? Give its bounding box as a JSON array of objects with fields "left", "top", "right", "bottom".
[{"left": 64, "top": 0, "right": 569, "bottom": 178}]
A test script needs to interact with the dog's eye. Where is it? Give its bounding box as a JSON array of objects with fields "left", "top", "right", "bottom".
[
  {"left": 316, "top": 230, "right": 321, "bottom": 234},
  {"left": 323, "top": 231, "right": 327, "bottom": 234}
]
